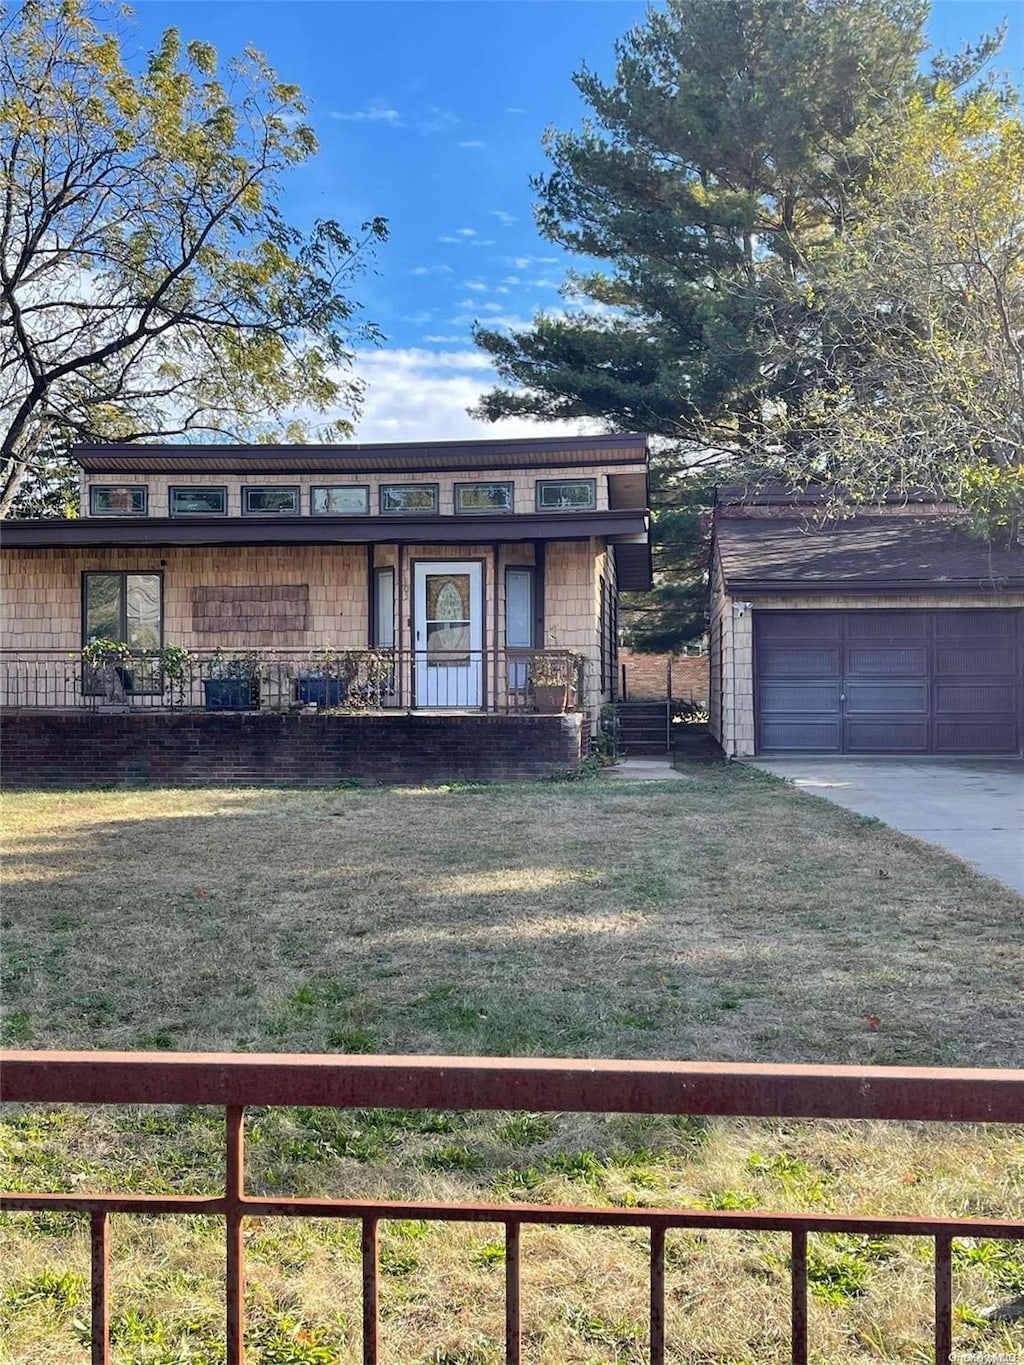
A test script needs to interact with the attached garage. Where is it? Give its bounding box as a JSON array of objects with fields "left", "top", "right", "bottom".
[
  {"left": 709, "top": 493, "right": 1024, "bottom": 758},
  {"left": 756, "top": 608, "right": 1022, "bottom": 754}
]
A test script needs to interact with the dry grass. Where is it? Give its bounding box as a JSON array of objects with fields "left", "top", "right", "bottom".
[{"left": 1, "top": 770, "right": 1023, "bottom": 1363}]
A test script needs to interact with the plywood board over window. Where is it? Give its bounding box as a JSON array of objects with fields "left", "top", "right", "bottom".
[{"left": 192, "top": 584, "right": 310, "bottom": 645}]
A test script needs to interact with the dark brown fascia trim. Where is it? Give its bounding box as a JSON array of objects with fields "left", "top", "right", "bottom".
[
  {"left": 73, "top": 434, "right": 648, "bottom": 472},
  {"left": 1, "top": 510, "right": 649, "bottom": 549},
  {"left": 76, "top": 452, "right": 649, "bottom": 475},
  {"left": 725, "top": 577, "right": 1024, "bottom": 595}
]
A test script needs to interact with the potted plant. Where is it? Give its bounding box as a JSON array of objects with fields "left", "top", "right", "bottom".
[
  {"left": 156, "top": 644, "right": 194, "bottom": 708},
  {"left": 296, "top": 645, "right": 354, "bottom": 708},
  {"left": 202, "top": 650, "right": 260, "bottom": 711},
  {"left": 81, "top": 637, "right": 135, "bottom": 704},
  {"left": 528, "top": 651, "right": 582, "bottom": 714},
  {"left": 346, "top": 648, "right": 396, "bottom": 709}
]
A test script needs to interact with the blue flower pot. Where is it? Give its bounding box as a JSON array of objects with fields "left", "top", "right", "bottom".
[
  {"left": 203, "top": 678, "right": 257, "bottom": 711},
  {"left": 296, "top": 674, "right": 343, "bottom": 707}
]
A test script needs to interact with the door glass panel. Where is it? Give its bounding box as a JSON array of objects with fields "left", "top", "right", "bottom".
[
  {"left": 427, "top": 620, "right": 470, "bottom": 660},
  {"left": 425, "top": 574, "right": 470, "bottom": 663},
  {"left": 126, "top": 575, "right": 161, "bottom": 650},
  {"left": 427, "top": 575, "right": 469, "bottom": 621},
  {"left": 85, "top": 574, "right": 121, "bottom": 641}
]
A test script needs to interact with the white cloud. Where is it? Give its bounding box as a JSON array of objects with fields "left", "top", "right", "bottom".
[
  {"left": 452, "top": 309, "right": 536, "bottom": 329},
  {"left": 530, "top": 278, "right": 561, "bottom": 290},
  {"left": 491, "top": 210, "right": 517, "bottom": 226},
  {"left": 421, "top": 334, "right": 467, "bottom": 344},
  {"left": 512, "top": 255, "right": 558, "bottom": 270},
  {"left": 502, "top": 274, "right": 521, "bottom": 286},
  {"left": 506, "top": 106, "right": 526, "bottom": 115},
  {"left": 411, "top": 265, "right": 454, "bottom": 277},
  {"left": 479, "top": 301, "right": 507, "bottom": 313},
  {"left": 331, "top": 103, "right": 402, "bottom": 125},
  {"left": 458, "top": 139, "right": 486, "bottom": 150},
  {"left": 462, "top": 280, "right": 488, "bottom": 292},
  {"left": 469, "top": 238, "right": 496, "bottom": 248},
  {"left": 439, "top": 228, "right": 483, "bottom": 245},
  {"left": 347, "top": 347, "right": 598, "bottom": 443},
  {"left": 418, "top": 107, "right": 459, "bottom": 135}
]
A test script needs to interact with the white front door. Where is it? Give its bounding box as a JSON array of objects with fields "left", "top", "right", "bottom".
[{"left": 413, "top": 561, "right": 484, "bottom": 707}]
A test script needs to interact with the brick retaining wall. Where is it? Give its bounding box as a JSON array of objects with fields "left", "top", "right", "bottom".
[
  {"left": 619, "top": 650, "right": 709, "bottom": 703},
  {"left": 0, "top": 711, "right": 584, "bottom": 789}
]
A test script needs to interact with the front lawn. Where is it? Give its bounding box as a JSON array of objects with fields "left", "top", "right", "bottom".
[{"left": 2, "top": 770, "right": 1022, "bottom": 1363}]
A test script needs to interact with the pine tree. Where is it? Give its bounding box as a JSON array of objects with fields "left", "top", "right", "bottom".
[{"left": 473, "top": 0, "right": 1002, "bottom": 647}]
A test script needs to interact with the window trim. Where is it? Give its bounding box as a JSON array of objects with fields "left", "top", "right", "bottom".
[
  {"left": 81, "top": 571, "right": 165, "bottom": 650},
  {"left": 379, "top": 482, "right": 440, "bottom": 515},
  {"left": 169, "top": 486, "right": 228, "bottom": 517},
  {"left": 311, "top": 484, "right": 370, "bottom": 516},
  {"left": 81, "top": 570, "right": 164, "bottom": 696},
  {"left": 535, "top": 478, "right": 597, "bottom": 512},
  {"left": 454, "top": 481, "right": 515, "bottom": 516},
  {"left": 241, "top": 485, "right": 301, "bottom": 516},
  {"left": 88, "top": 485, "right": 148, "bottom": 517}
]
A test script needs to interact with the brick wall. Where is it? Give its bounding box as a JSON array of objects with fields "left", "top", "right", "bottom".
[
  {"left": 0, "top": 712, "right": 585, "bottom": 789},
  {"left": 619, "top": 650, "right": 709, "bottom": 703}
]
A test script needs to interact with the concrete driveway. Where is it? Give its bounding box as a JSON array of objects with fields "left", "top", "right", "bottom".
[{"left": 750, "top": 758, "right": 1024, "bottom": 896}]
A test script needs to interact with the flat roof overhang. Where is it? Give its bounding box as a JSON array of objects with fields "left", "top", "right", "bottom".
[
  {"left": 74, "top": 434, "right": 648, "bottom": 475},
  {"left": 1, "top": 509, "right": 649, "bottom": 550}
]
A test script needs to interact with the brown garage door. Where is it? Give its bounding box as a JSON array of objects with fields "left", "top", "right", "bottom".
[{"left": 755, "top": 609, "right": 1023, "bottom": 754}]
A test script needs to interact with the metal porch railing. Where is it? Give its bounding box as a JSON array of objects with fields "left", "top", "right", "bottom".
[
  {"left": 0, "top": 647, "right": 588, "bottom": 714},
  {"left": 1, "top": 1052, "right": 1022, "bottom": 1364}
]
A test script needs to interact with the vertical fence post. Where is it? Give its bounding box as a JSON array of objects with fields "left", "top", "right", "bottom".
[
  {"left": 90, "top": 1209, "right": 110, "bottom": 1365},
  {"left": 790, "top": 1227, "right": 808, "bottom": 1365},
  {"left": 934, "top": 1232, "right": 953, "bottom": 1365},
  {"left": 505, "top": 1220, "right": 521, "bottom": 1365},
  {"left": 650, "top": 1224, "right": 666, "bottom": 1365},
  {"left": 665, "top": 657, "right": 673, "bottom": 754},
  {"left": 362, "top": 1216, "right": 380, "bottom": 1365},
  {"left": 225, "top": 1106, "right": 246, "bottom": 1365}
]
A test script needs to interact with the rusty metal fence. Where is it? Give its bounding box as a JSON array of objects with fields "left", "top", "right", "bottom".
[{"left": 1, "top": 1051, "right": 1022, "bottom": 1364}]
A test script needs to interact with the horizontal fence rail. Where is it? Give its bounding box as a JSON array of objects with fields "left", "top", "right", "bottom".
[
  {"left": 2, "top": 1052, "right": 1022, "bottom": 1365},
  {"left": 0, "top": 647, "right": 588, "bottom": 715}
]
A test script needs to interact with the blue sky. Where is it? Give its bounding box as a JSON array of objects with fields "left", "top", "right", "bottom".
[{"left": 127, "top": 1, "right": 1024, "bottom": 442}]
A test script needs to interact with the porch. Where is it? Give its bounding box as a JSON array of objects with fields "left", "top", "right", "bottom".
[{"left": 0, "top": 646, "right": 588, "bottom": 715}]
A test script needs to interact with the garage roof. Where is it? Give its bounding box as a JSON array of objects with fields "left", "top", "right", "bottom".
[{"left": 715, "top": 516, "right": 1024, "bottom": 594}]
